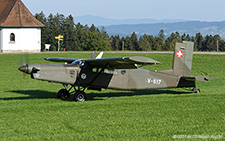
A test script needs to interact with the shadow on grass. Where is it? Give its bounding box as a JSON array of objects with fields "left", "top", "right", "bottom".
[
  {"left": 87, "top": 89, "right": 192, "bottom": 101},
  {"left": 2, "top": 89, "right": 192, "bottom": 101},
  {"left": 2, "top": 90, "right": 56, "bottom": 100}
]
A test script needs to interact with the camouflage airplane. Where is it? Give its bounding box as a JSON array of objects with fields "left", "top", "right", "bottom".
[{"left": 18, "top": 41, "right": 212, "bottom": 101}]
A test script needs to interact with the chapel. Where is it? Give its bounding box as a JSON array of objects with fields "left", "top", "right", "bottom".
[{"left": 0, "top": 0, "right": 44, "bottom": 53}]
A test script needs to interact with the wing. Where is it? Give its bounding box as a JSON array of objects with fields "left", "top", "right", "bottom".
[
  {"left": 44, "top": 57, "right": 78, "bottom": 63},
  {"left": 44, "top": 52, "right": 100, "bottom": 62},
  {"left": 45, "top": 56, "right": 161, "bottom": 69},
  {"left": 79, "top": 56, "right": 161, "bottom": 69}
]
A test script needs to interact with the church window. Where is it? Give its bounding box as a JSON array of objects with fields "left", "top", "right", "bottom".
[{"left": 10, "top": 33, "right": 15, "bottom": 42}]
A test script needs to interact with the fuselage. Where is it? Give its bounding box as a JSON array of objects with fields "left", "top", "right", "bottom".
[
  {"left": 79, "top": 67, "right": 180, "bottom": 90},
  {"left": 19, "top": 63, "right": 181, "bottom": 90}
]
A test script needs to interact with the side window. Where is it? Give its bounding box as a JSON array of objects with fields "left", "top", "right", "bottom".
[
  {"left": 92, "top": 67, "right": 99, "bottom": 73},
  {"left": 104, "top": 68, "right": 117, "bottom": 74},
  {"left": 10, "top": 33, "right": 15, "bottom": 42},
  {"left": 92, "top": 66, "right": 117, "bottom": 74}
]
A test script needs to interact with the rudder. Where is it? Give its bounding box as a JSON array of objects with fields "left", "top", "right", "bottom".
[{"left": 172, "top": 41, "right": 194, "bottom": 76}]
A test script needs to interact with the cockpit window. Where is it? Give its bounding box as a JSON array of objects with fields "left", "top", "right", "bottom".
[
  {"left": 92, "top": 67, "right": 99, "bottom": 73},
  {"left": 104, "top": 68, "right": 117, "bottom": 74},
  {"left": 92, "top": 66, "right": 117, "bottom": 74}
]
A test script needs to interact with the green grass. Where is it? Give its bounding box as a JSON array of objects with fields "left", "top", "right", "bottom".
[{"left": 0, "top": 52, "right": 224, "bottom": 140}]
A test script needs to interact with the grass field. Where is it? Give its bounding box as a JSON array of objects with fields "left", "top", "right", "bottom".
[{"left": 0, "top": 52, "right": 224, "bottom": 140}]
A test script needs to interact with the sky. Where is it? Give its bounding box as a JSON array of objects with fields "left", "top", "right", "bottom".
[{"left": 23, "top": 0, "right": 225, "bottom": 21}]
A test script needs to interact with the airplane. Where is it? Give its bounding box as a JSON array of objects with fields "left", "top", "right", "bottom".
[{"left": 18, "top": 41, "right": 212, "bottom": 101}]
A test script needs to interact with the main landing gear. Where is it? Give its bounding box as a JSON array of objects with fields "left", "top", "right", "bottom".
[
  {"left": 74, "top": 91, "right": 87, "bottom": 101},
  {"left": 57, "top": 89, "right": 70, "bottom": 99},
  {"left": 57, "top": 85, "right": 87, "bottom": 101}
]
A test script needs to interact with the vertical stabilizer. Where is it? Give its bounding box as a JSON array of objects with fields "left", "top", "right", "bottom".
[{"left": 173, "top": 41, "right": 194, "bottom": 76}]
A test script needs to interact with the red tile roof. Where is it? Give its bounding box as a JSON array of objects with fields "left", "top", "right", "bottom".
[{"left": 0, "top": 0, "right": 44, "bottom": 27}]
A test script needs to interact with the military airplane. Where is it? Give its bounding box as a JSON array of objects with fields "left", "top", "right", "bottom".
[{"left": 18, "top": 41, "right": 212, "bottom": 101}]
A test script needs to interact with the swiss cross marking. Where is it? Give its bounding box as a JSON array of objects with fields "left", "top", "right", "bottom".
[{"left": 176, "top": 50, "right": 184, "bottom": 58}]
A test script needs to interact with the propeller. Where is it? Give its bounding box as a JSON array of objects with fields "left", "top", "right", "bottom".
[
  {"left": 18, "top": 53, "right": 30, "bottom": 78},
  {"left": 20, "top": 53, "right": 29, "bottom": 66}
]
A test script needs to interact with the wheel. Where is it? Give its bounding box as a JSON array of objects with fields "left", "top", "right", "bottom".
[
  {"left": 74, "top": 91, "right": 87, "bottom": 101},
  {"left": 57, "top": 89, "right": 70, "bottom": 99},
  {"left": 194, "top": 88, "right": 200, "bottom": 93}
]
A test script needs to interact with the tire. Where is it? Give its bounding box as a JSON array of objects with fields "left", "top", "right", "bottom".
[
  {"left": 57, "top": 89, "right": 69, "bottom": 99},
  {"left": 74, "top": 91, "right": 87, "bottom": 101},
  {"left": 194, "top": 88, "right": 200, "bottom": 93}
]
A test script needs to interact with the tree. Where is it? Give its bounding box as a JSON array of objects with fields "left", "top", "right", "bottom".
[
  {"left": 62, "top": 15, "right": 76, "bottom": 51},
  {"left": 195, "top": 32, "right": 204, "bottom": 51},
  {"left": 153, "top": 30, "right": 165, "bottom": 50},
  {"left": 34, "top": 12, "right": 225, "bottom": 52},
  {"left": 74, "top": 23, "right": 88, "bottom": 51},
  {"left": 130, "top": 32, "right": 140, "bottom": 51},
  {"left": 100, "top": 26, "right": 111, "bottom": 50},
  {"left": 220, "top": 40, "right": 225, "bottom": 51},
  {"left": 158, "top": 29, "right": 165, "bottom": 39},
  {"left": 181, "top": 33, "right": 191, "bottom": 41},
  {"left": 164, "top": 37, "right": 172, "bottom": 51},
  {"left": 139, "top": 34, "right": 153, "bottom": 51},
  {"left": 35, "top": 11, "right": 48, "bottom": 51},
  {"left": 111, "top": 35, "right": 120, "bottom": 50},
  {"left": 164, "top": 32, "right": 176, "bottom": 50},
  {"left": 89, "top": 24, "right": 96, "bottom": 32},
  {"left": 153, "top": 37, "right": 164, "bottom": 50},
  {"left": 186, "top": 34, "right": 191, "bottom": 41},
  {"left": 124, "top": 36, "right": 132, "bottom": 50},
  {"left": 47, "top": 13, "right": 57, "bottom": 51},
  {"left": 203, "top": 35, "right": 214, "bottom": 51},
  {"left": 213, "top": 35, "right": 221, "bottom": 51},
  {"left": 175, "top": 31, "right": 181, "bottom": 42}
]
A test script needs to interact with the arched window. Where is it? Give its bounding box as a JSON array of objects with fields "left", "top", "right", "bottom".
[{"left": 10, "top": 33, "right": 15, "bottom": 42}]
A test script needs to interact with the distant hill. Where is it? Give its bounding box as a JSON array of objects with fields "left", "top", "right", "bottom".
[
  {"left": 103, "top": 21, "right": 225, "bottom": 39},
  {"left": 75, "top": 15, "right": 186, "bottom": 26},
  {"left": 74, "top": 15, "right": 225, "bottom": 39}
]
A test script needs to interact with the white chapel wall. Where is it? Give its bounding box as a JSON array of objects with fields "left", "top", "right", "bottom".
[
  {"left": 1, "top": 28, "right": 41, "bottom": 53},
  {"left": 0, "top": 29, "right": 2, "bottom": 52}
]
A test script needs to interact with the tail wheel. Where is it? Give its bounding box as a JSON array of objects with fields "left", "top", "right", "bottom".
[
  {"left": 57, "top": 89, "right": 70, "bottom": 99},
  {"left": 194, "top": 88, "right": 200, "bottom": 93},
  {"left": 74, "top": 91, "right": 87, "bottom": 101}
]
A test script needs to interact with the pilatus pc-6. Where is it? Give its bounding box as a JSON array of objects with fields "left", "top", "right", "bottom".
[{"left": 18, "top": 41, "right": 211, "bottom": 101}]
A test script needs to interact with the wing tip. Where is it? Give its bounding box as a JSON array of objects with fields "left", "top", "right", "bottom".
[{"left": 129, "top": 56, "right": 161, "bottom": 64}]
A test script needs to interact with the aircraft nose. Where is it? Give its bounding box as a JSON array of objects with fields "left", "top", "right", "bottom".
[{"left": 18, "top": 65, "right": 29, "bottom": 74}]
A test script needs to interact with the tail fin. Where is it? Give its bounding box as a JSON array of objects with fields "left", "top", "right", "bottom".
[{"left": 172, "top": 41, "right": 194, "bottom": 76}]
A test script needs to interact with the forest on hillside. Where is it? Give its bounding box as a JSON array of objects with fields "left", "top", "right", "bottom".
[{"left": 35, "top": 12, "right": 225, "bottom": 51}]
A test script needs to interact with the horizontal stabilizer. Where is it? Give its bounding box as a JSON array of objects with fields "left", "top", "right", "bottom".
[{"left": 195, "top": 76, "right": 214, "bottom": 81}]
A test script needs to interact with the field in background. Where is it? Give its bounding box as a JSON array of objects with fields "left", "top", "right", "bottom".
[{"left": 0, "top": 52, "right": 224, "bottom": 140}]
